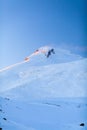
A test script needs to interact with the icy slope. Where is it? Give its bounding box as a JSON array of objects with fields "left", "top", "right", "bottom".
[{"left": 0, "top": 58, "right": 87, "bottom": 99}]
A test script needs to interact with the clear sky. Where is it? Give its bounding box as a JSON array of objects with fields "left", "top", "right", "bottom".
[{"left": 0, "top": 0, "right": 87, "bottom": 68}]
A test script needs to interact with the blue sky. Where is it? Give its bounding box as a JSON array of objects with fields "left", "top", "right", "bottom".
[{"left": 0, "top": 0, "right": 86, "bottom": 68}]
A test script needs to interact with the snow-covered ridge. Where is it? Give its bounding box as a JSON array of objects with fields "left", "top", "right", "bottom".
[{"left": 23, "top": 47, "right": 83, "bottom": 66}]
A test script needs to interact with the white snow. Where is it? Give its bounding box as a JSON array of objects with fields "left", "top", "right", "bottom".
[
  {"left": 0, "top": 48, "right": 87, "bottom": 130},
  {"left": 0, "top": 58, "right": 87, "bottom": 98}
]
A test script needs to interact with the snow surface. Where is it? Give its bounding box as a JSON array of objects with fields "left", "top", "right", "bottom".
[
  {"left": 0, "top": 97, "right": 87, "bottom": 130},
  {"left": 0, "top": 48, "right": 87, "bottom": 130}
]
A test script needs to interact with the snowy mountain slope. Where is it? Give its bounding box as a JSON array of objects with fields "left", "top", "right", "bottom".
[
  {"left": 0, "top": 48, "right": 87, "bottom": 130},
  {"left": 0, "top": 58, "right": 87, "bottom": 99}
]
